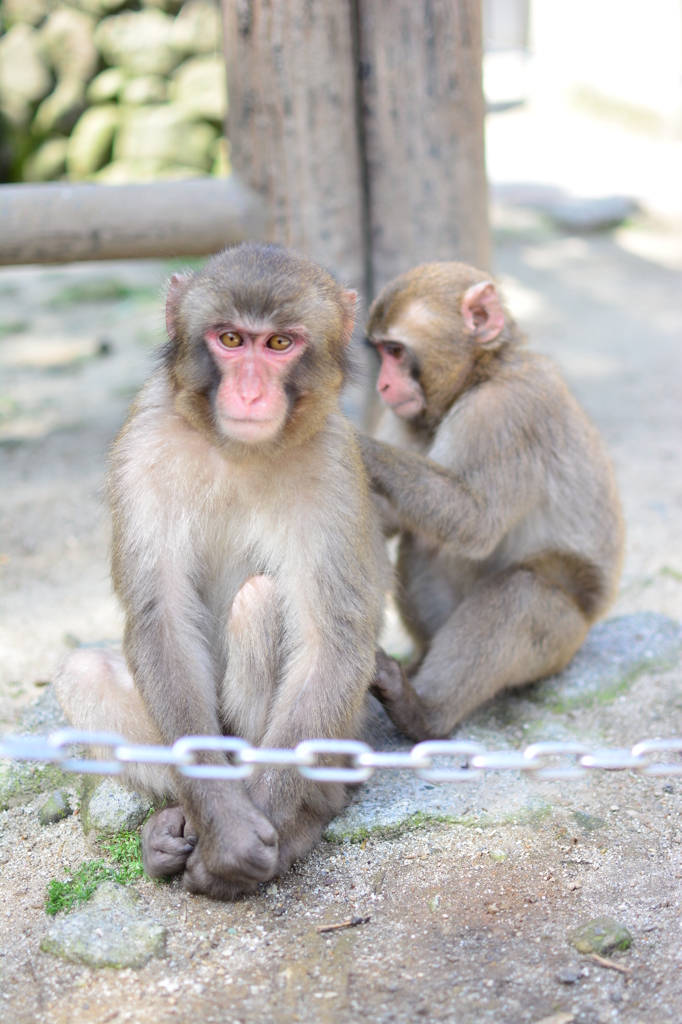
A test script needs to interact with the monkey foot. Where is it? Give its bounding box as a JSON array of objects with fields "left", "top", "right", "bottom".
[
  {"left": 141, "top": 805, "right": 197, "bottom": 879},
  {"left": 183, "top": 846, "right": 260, "bottom": 900},
  {"left": 371, "top": 649, "right": 435, "bottom": 741}
]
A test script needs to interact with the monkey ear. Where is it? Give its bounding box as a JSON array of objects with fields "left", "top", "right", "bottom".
[
  {"left": 165, "top": 273, "right": 191, "bottom": 341},
  {"left": 461, "top": 281, "right": 506, "bottom": 347},
  {"left": 340, "top": 290, "right": 357, "bottom": 347}
]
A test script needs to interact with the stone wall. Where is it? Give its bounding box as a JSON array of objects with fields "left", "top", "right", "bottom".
[{"left": 0, "top": 0, "right": 228, "bottom": 183}]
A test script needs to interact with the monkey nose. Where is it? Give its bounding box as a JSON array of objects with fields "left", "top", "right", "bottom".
[{"left": 238, "top": 375, "right": 265, "bottom": 404}]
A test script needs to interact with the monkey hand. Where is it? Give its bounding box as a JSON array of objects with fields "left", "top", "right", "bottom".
[
  {"left": 141, "top": 805, "right": 198, "bottom": 878},
  {"left": 186, "top": 783, "right": 279, "bottom": 890}
]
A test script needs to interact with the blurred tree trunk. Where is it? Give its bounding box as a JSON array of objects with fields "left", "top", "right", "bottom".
[
  {"left": 357, "top": 0, "right": 489, "bottom": 293},
  {"left": 222, "top": 0, "right": 489, "bottom": 301},
  {"left": 221, "top": 0, "right": 367, "bottom": 292}
]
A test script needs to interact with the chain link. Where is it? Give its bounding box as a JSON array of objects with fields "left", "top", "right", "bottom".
[{"left": 2, "top": 729, "right": 682, "bottom": 783}]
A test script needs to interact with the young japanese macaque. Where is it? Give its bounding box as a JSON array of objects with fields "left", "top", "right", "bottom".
[
  {"left": 360, "top": 262, "right": 624, "bottom": 740},
  {"left": 55, "top": 243, "right": 388, "bottom": 899}
]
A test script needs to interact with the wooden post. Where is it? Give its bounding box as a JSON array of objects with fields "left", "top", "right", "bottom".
[
  {"left": 357, "top": 0, "right": 490, "bottom": 293},
  {"left": 222, "top": 0, "right": 367, "bottom": 293},
  {"left": 223, "top": 0, "right": 489, "bottom": 300}
]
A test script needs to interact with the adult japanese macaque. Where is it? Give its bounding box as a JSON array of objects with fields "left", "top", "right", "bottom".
[
  {"left": 360, "top": 262, "right": 624, "bottom": 740},
  {"left": 55, "top": 243, "right": 388, "bottom": 899}
]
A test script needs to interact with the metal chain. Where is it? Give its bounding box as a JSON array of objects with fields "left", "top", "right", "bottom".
[{"left": 2, "top": 730, "right": 682, "bottom": 783}]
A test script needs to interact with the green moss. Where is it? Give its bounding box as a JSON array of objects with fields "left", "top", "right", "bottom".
[
  {"left": 569, "top": 917, "right": 632, "bottom": 955},
  {"left": 324, "top": 810, "right": 465, "bottom": 844},
  {"left": 45, "top": 860, "right": 111, "bottom": 915},
  {"left": 0, "top": 320, "right": 28, "bottom": 337},
  {"left": 0, "top": 761, "right": 73, "bottom": 811},
  {"left": 49, "top": 281, "right": 157, "bottom": 306},
  {"left": 164, "top": 256, "right": 208, "bottom": 273},
  {"left": 325, "top": 800, "right": 554, "bottom": 844},
  {"left": 574, "top": 811, "right": 605, "bottom": 832},
  {"left": 535, "top": 657, "right": 678, "bottom": 713},
  {"left": 101, "top": 830, "right": 145, "bottom": 884},
  {"left": 44, "top": 829, "right": 145, "bottom": 915}
]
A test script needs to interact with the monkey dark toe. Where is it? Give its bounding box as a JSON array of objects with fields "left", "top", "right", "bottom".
[
  {"left": 370, "top": 650, "right": 435, "bottom": 741},
  {"left": 141, "top": 805, "right": 197, "bottom": 879},
  {"left": 371, "top": 649, "right": 408, "bottom": 704}
]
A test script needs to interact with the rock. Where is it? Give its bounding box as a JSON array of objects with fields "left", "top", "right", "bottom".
[
  {"left": 41, "top": 881, "right": 166, "bottom": 968},
  {"left": 548, "top": 195, "right": 635, "bottom": 232},
  {"left": 1, "top": 0, "right": 54, "bottom": 29},
  {"left": 326, "top": 613, "right": 682, "bottom": 842},
  {"left": 113, "top": 104, "right": 218, "bottom": 170},
  {"left": 491, "top": 183, "right": 637, "bottom": 233},
  {"left": 23, "top": 135, "right": 68, "bottom": 181},
  {"left": 66, "top": 104, "right": 120, "bottom": 178},
  {"left": 98, "top": 0, "right": 130, "bottom": 12},
  {"left": 39, "top": 789, "right": 72, "bottom": 825},
  {"left": 170, "top": 54, "right": 227, "bottom": 122},
  {"left": 533, "top": 613, "right": 682, "bottom": 710},
  {"left": 489, "top": 849, "right": 507, "bottom": 861},
  {"left": 170, "top": 0, "right": 223, "bottom": 56},
  {"left": 0, "top": 24, "right": 52, "bottom": 124},
  {"left": 94, "top": 10, "right": 181, "bottom": 77},
  {"left": 38, "top": 8, "right": 99, "bottom": 84},
  {"left": 569, "top": 917, "right": 632, "bottom": 955},
  {"left": 556, "top": 968, "right": 580, "bottom": 984},
  {"left": 119, "top": 75, "right": 168, "bottom": 106},
  {"left": 33, "top": 78, "right": 86, "bottom": 136},
  {"left": 85, "top": 67, "right": 129, "bottom": 104},
  {"left": 0, "top": 687, "right": 71, "bottom": 810},
  {"left": 17, "top": 684, "right": 68, "bottom": 735},
  {"left": 82, "top": 778, "right": 152, "bottom": 837}
]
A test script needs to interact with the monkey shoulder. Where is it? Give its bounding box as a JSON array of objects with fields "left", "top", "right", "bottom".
[
  {"left": 431, "top": 352, "right": 592, "bottom": 467},
  {"left": 309, "top": 415, "right": 379, "bottom": 522}
]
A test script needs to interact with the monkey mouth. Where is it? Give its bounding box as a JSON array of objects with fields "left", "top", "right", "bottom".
[
  {"left": 218, "top": 414, "right": 285, "bottom": 442},
  {"left": 385, "top": 396, "right": 424, "bottom": 419}
]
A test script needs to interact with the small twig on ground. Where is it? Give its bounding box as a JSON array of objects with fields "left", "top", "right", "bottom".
[
  {"left": 316, "top": 915, "right": 371, "bottom": 934},
  {"left": 589, "top": 953, "right": 632, "bottom": 975}
]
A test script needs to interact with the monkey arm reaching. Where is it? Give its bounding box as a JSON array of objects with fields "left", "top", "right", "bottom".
[
  {"left": 358, "top": 432, "right": 499, "bottom": 557},
  {"left": 357, "top": 402, "right": 544, "bottom": 561}
]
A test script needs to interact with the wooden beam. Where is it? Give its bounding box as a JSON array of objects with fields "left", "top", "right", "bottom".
[{"left": 0, "top": 176, "right": 268, "bottom": 266}]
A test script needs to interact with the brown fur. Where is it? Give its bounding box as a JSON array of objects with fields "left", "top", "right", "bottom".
[
  {"left": 360, "top": 261, "right": 625, "bottom": 738},
  {"left": 55, "top": 243, "right": 388, "bottom": 899}
]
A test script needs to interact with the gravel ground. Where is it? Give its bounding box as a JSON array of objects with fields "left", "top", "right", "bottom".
[{"left": 1, "top": 120, "right": 682, "bottom": 1023}]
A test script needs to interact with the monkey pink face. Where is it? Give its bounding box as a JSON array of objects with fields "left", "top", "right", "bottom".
[
  {"left": 373, "top": 340, "right": 426, "bottom": 420},
  {"left": 205, "top": 323, "right": 306, "bottom": 442}
]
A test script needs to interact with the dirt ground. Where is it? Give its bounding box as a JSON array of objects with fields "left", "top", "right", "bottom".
[{"left": 1, "top": 105, "right": 682, "bottom": 1023}]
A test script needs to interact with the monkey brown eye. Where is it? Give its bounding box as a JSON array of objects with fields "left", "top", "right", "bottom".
[
  {"left": 384, "top": 343, "right": 404, "bottom": 359},
  {"left": 266, "top": 335, "right": 293, "bottom": 351},
  {"left": 218, "top": 331, "right": 243, "bottom": 348}
]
